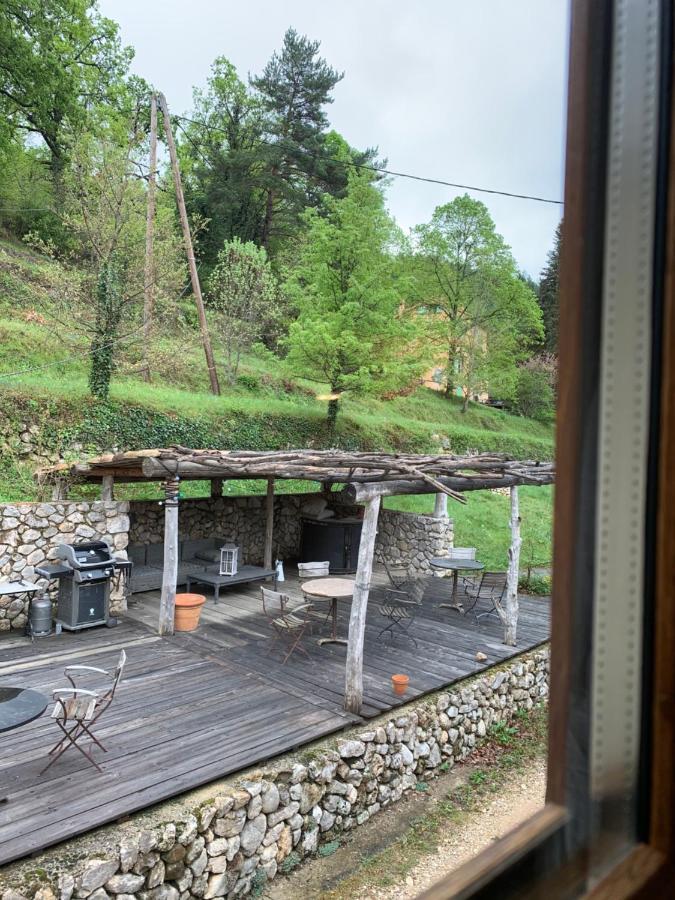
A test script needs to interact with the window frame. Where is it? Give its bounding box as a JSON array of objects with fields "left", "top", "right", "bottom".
[{"left": 418, "top": 0, "right": 675, "bottom": 894}]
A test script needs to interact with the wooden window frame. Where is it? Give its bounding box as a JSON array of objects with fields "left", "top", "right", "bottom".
[{"left": 419, "top": 0, "right": 675, "bottom": 895}]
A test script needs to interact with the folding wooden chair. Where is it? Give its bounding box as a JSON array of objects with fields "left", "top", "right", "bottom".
[
  {"left": 377, "top": 577, "right": 425, "bottom": 647},
  {"left": 464, "top": 572, "right": 507, "bottom": 621},
  {"left": 41, "top": 649, "right": 126, "bottom": 775},
  {"left": 261, "top": 588, "right": 313, "bottom": 664}
]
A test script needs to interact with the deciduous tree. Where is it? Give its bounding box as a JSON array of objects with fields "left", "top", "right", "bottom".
[
  {"left": 285, "top": 174, "right": 421, "bottom": 427},
  {"left": 413, "top": 195, "right": 543, "bottom": 409},
  {"left": 208, "top": 239, "right": 282, "bottom": 384}
]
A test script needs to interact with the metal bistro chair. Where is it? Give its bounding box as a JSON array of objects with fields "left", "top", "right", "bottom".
[
  {"left": 463, "top": 572, "right": 508, "bottom": 622},
  {"left": 41, "top": 649, "right": 126, "bottom": 775},
  {"left": 261, "top": 587, "right": 313, "bottom": 664},
  {"left": 298, "top": 561, "right": 332, "bottom": 631},
  {"left": 377, "top": 575, "right": 425, "bottom": 648},
  {"left": 381, "top": 557, "right": 411, "bottom": 589}
]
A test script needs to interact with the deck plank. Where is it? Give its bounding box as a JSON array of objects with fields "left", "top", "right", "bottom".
[{"left": 0, "top": 567, "right": 549, "bottom": 865}]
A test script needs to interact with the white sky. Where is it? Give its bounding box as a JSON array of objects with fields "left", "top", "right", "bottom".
[{"left": 100, "top": 0, "right": 569, "bottom": 277}]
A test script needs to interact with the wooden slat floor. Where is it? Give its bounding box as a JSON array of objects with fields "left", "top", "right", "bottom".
[{"left": 0, "top": 568, "right": 549, "bottom": 866}]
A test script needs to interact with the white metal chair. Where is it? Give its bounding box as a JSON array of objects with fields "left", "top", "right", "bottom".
[
  {"left": 298, "top": 561, "right": 332, "bottom": 630},
  {"left": 261, "top": 587, "right": 313, "bottom": 663},
  {"left": 41, "top": 649, "right": 126, "bottom": 774}
]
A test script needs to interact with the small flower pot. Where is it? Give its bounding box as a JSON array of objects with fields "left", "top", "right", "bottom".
[
  {"left": 174, "top": 593, "right": 206, "bottom": 632},
  {"left": 391, "top": 673, "right": 410, "bottom": 696}
]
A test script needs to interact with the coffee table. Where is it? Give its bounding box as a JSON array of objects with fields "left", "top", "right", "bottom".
[
  {"left": 301, "top": 577, "right": 355, "bottom": 646},
  {"left": 0, "top": 686, "right": 48, "bottom": 802},
  {"left": 186, "top": 565, "right": 277, "bottom": 604},
  {"left": 430, "top": 557, "right": 485, "bottom": 611}
]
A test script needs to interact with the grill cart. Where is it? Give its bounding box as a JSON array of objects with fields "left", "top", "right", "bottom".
[{"left": 37, "top": 541, "right": 128, "bottom": 631}]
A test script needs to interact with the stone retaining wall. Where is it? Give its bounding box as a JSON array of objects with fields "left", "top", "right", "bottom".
[
  {"left": 0, "top": 648, "right": 549, "bottom": 900},
  {"left": 0, "top": 502, "right": 130, "bottom": 629},
  {"left": 0, "top": 496, "right": 453, "bottom": 630},
  {"left": 376, "top": 509, "right": 454, "bottom": 573}
]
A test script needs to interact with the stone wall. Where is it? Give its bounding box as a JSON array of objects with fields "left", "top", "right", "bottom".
[
  {"left": 128, "top": 495, "right": 316, "bottom": 566},
  {"left": 0, "top": 649, "right": 549, "bottom": 900},
  {"left": 129, "top": 496, "right": 453, "bottom": 576},
  {"left": 0, "top": 501, "right": 130, "bottom": 629},
  {"left": 375, "top": 509, "right": 454, "bottom": 573}
]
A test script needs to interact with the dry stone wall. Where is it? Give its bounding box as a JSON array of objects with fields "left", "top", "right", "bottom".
[
  {"left": 375, "top": 509, "right": 454, "bottom": 573},
  {"left": 128, "top": 495, "right": 313, "bottom": 565},
  {"left": 0, "top": 649, "right": 549, "bottom": 900},
  {"left": 0, "top": 501, "right": 130, "bottom": 628}
]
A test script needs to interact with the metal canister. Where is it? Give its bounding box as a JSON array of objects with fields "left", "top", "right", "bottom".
[{"left": 29, "top": 595, "right": 53, "bottom": 637}]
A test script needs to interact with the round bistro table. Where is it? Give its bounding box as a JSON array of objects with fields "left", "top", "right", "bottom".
[
  {"left": 0, "top": 686, "right": 48, "bottom": 803},
  {"left": 301, "top": 577, "right": 355, "bottom": 646},
  {"left": 429, "top": 557, "right": 485, "bottom": 611}
]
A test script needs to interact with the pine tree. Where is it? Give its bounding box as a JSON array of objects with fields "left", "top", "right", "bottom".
[
  {"left": 251, "top": 28, "right": 344, "bottom": 250},
  {"left": 538, "top": 222, "right": 562, "bottom": 354}
]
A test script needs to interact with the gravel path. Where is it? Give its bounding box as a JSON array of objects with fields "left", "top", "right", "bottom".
[{"left": 363, "top": 757, "right": 547, "bottom": 900}]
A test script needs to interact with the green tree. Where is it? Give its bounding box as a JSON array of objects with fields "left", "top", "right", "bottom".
[
  {"left": 538, "top": 221, "right": 561, "bottom": 353},
  {"left": 0, "top": 1, "right": 133, "bottom": 196},
  {"left": 180, "top": 58, "right": 268, "bottom": 267},
  {"left": 251, "top": 28, "right": 345, "bottom": 251},
  {"left": 208, "top": 239, "right": 283, "bottom": 384},
  {"left": 413, "top": 195, "right": 543, "bottom": 409},
  {"left": 285, "top": 174, "right": 421, "bottom": 427}
]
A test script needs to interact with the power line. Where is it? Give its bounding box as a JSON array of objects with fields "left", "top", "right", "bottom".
[{"left": 174, "top": 113, "right": 564, "bottom": 207}]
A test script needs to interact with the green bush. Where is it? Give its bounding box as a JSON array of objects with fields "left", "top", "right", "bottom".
[{"left": 513, "top": 368, "right": 555, "bottom": 423}]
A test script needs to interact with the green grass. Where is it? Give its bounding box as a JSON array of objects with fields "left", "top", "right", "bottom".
[
  {"left": 384, "top": 485, "right": 553, "bottom": 570},
  {"left": 0, "top": 236, "right": 555, "bottom": 533}
]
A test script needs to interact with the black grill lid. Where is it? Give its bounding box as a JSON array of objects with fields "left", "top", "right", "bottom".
[{"left": 56, "top": 540, "right": 114, "bottom": 570}]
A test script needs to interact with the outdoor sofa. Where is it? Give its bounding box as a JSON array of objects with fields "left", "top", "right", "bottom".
[{"left": 128, "top": 538, "right": 228, "bottom": 593}]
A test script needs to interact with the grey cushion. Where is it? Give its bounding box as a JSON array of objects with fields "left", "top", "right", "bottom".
[
  {"left": 147, "top": 544, "right": 164, "bottom": 566},
  {"left": 128, "top": 544, "right": 147, "bottom": 566}
]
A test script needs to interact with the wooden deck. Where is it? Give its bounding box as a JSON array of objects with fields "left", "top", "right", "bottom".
[{"left": 0, "top": 569, "right": 550, "bottom": 866}]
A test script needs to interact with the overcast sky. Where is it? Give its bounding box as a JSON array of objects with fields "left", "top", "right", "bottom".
[{"left": 100, "top": 0, "right": 569, "bottom": 277}]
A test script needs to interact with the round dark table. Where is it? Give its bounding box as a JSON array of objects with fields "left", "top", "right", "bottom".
[
  {"left": 0, "top": 686, "right": 48, "bottom": 803},
  {"left": 429, "top": 557, "right": 485, "bottom": 610}
]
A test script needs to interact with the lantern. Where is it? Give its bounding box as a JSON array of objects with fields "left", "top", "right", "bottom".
[{"left": 219, "top": 544, "right": 239, "bottom": 576}]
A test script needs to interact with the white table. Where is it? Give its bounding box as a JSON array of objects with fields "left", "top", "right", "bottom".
[{"left": 301, "top": 577, "right": 355, "bottom": 646}]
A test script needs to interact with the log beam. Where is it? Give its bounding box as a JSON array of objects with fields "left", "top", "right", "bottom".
[
  {"left": 159, "top": 477, "right": 180, "bottom": 636},
  {"left": 344, "top": 495, "right": 381, "bottom": 714},
  {"left": 264, "top": 478, "right": 275, "bottom": 570}
]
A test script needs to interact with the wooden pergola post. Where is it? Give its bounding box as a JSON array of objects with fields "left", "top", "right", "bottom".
[
  {"left": 101, "top": 475, "right": 114, "bottom": 501},
  {"left": 159, "top": 477, "right": 180, "bottom": 636},
  {"left": 344, "top": 495, "right": 381, "bottom": 714},
  {"left": 433, "top": 492, "right": 448, "bottom": 518},
  {"left": 504, "top": 485, "right": 522, "bottom": 645},
  {"left": 210, "top": 478, "right": 224, "bottom": 498},
  {"left": 264, "top": 479, "right": 275, "bottom": 570}
]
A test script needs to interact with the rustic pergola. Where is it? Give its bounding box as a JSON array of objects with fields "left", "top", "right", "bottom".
[{"left": 38, "top": 448, "right": 554, "bottom": 713}]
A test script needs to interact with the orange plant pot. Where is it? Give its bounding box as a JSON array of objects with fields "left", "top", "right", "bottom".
[
  {"left": 391, "top": 673, "right": 410, "bottom": 696},
  {"left": 174, "top": 593, "right": 206, "bottom": 632}
]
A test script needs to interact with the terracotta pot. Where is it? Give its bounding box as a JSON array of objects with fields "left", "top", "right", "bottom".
[
  {"left": 391, "top": 673, "right": 410, "bottom": 696},
  {"left": 174, "top": 593, "right": 206, "bottom": 632}
]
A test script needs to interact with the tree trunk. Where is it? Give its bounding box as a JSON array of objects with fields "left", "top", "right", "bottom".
[
  {"left": 462, "top": 392, "right": 470, "bottom": 413},
  {"left": 260, "top": 183, "right": 276, "bottom": 251},
  {"left": 504, "top": 486, "right": 521, "bottom": 645},
  {"left": 327, "top": 397, "right": 339, "bottom": 430},
  {"left": 445, "top": 343, "right": 457, "bottom": 396}
]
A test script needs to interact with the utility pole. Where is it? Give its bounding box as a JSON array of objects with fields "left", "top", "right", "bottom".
[
  {"left": 157, "top": 92, "right": 221, "bottom": 396},
  {"left": 142, "top": 92, "right": 158, "bottom": 382}
]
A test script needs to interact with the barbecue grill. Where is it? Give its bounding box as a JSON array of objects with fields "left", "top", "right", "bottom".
[{"left": 37, "top": 540, "right": 121, "bottom": 631}]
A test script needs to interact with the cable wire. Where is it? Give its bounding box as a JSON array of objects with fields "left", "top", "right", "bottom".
[{"left": 175, "top": 113, "right": 564, "bottom": 207}]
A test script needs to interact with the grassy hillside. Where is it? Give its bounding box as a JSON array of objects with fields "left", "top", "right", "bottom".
[{"left": 0, "top": 235, "right": 555, "bottom": 571}]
